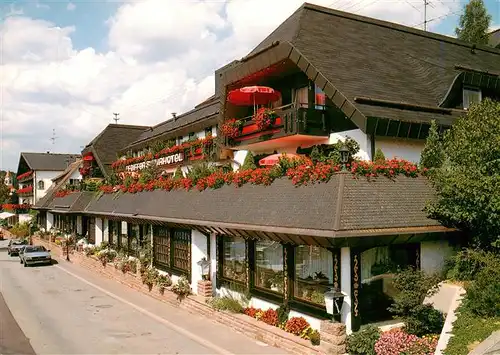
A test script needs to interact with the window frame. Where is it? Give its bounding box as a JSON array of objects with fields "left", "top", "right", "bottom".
[
  {"left": 463, "top": 86, "right": 482, "bottom": 110},
  {"left": 218, "top": 235, "right": 247, "bottom": 286},
  {"left": 37, "top": 180, "right": 45, "bottom": 190},
  {"left": 153, "top": 226, "right": 191, "bottom": 278}
]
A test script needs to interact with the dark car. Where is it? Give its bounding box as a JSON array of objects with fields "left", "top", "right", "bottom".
[{"left": 7, "top": 239, "right": 28, "bottom": 256}]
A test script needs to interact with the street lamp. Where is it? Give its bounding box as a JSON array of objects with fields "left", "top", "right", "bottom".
[
  {"left": 339, "top": 143, "right": 350, "bottom": 171},
  {"left": 197, "top": 257, "right": 210, "bottom": 280}
]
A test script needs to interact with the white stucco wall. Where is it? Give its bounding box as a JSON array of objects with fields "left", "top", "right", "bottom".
[
  {"left": 34, "top": 170, "right": 61, "bottom": 202},
  {"left": 190, "top": 230, "right": 209, "bottom": 293},
  {"left": 46, "top": 212, "right": 54, "bottom": 230},
  {"left": 375, "top": 137, "right": 425, "bottom": 163},
  {"left": 421, "top": 240, "right": 455, "bottom": 276},
  {"left": 102, "top": 219, "right": 109, "bottom": 242},
  {"left": 95, "top": 217, "right": 103, "bottom": 246},
  {"left": 76, "top": 215, "right": 82, "bottom": 235},
  {"left": 329, "top": 129, "right": 372, "bottom": 161}
]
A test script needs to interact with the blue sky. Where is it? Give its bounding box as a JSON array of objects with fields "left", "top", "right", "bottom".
[{"left": 3, "top": 0, "right": 499, "bottom": 53}]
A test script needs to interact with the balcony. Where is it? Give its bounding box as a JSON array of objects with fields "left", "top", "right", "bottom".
[
  {"left": 17, "top": 185, "right": 34, "bottom": 197},
  {"left": 17, "top": 171, "right": 33, "bottom": 183},
  {"left": 223, "top": 105, "right": 330, "bottom": 150}
]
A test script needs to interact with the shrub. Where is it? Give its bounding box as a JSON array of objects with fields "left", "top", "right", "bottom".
[
  {"left": 156, "top": 274, "right": 172, "bottom": 295},
  {"left": 463, "top": 265, "right": 500, "bottom": 317},
  {"left": 347, "top": 325, "right": 381, "bottom": 355},
  {"left": 171, "top": 276, "right": 191, "bottom": 300},
  {"left": 260, "top": 309, "right": 279, "bottom": 327},
  {"left": 405, "top": 304, "right": 444, "bottom": 337},
  {"left": 446, "top": 249, "right": 500, "bottom": 281},
  {"left": 276, "top": 303, "right": 290, "bottom": 326},
  {"left": 309, "top": 330, "right": 321, "bottom": 346},
  {"left": 141, "top": 268, "right": 159, "bottom": 291},
  {"left": 242, "top": 151, "right": 257, "bottom": 170},
  {"left": 207, "top": 297, "right": 244, "bottom": 313},
  {"left": 97, "top": 249, "right": 117, "bottom": 266},
  {"left": 374, "top": 148, "right": 386, "bottom": 162},
  {"left": 284, "top": 317, "right": 310, "bottom": 336}
]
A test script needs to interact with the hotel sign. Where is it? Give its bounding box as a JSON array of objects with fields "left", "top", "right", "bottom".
[{"left": 125, "top": 152, "right": 184, "bottom": 172}]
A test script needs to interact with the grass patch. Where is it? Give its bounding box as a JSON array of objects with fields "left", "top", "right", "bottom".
[{"left": 444, "top": 306, "right": 500, "bottom": 355}]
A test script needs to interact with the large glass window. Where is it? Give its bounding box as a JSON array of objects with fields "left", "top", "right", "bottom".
[
  {"left": 172, "top": 229, "right": 191, "bottom": 272},
  {"left": 294, "top": 246, "right": 333, "bottom": 306},
  {"left": 463, "top": 87, "right": 482, "bottom": 109},
  {"left": 222, "top": 236, "right": 246, "bottom": 283},
  {"left": 255, "top": 241, "right": 284, "bottom": 293},
  {"left": 153, "top": 226, "right": 170, "bottom": 269}
]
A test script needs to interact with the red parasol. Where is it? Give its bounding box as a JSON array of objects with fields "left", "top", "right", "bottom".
[
  {"left": 259, "top": 153, "right": 302, "bottom": 166},
  {"left": 227, "top": 86, "right": 281, "bottom": 106}
]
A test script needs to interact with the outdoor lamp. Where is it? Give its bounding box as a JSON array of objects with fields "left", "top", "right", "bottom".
[
  {"left": 339, "top": 143, "right": 350, "bottom": 171},
  {"left": 197, "top": 257, "right": 210, "bottom": 280},
  {"left": 324, "top": 288, "right": 346, "bottom": 321}
]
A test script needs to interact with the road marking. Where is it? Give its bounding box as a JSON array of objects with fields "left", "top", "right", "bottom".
[{"left": 55, "top": 265, "right": 233, "bottom": 355}]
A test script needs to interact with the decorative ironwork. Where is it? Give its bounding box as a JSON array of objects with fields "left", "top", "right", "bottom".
[
  {"left": 333, "top": 252, "right": 339, "bottom": 289},
  {"left": 172, "top": 229, "right": 191, "bottom": 272},
  {"left": 415, "top": 247, "right": 420, "bottom": 269},
  {"left": 283, "top": 246, "right": 288, "bottom": 301},
  {"left": 353, "top": 254, "right": 359, "bottom": 317},
  {"left": 216, "top": 235, "right": 221, "bottom": 282}
]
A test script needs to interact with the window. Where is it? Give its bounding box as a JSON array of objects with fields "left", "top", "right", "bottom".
[
  {"left": 255, "top": 241, "right": 284, "bottom": 293},
  {"left": 205, "top": 126, "right": 213, "bottom": 137},
  {"left": 222, "top": 236, "right": 246, "bottom": 283},
  {"left": 172, "top": 229, "right": 191, "bottom": 272},
  {"left": 294, "top": 87, "right": 308, "bottom": 108},
  {"left": 108, "top": 220, "right": 121, "bottom": 246},
  {"left": 37, "top": 180, "right": 45, "bottom": 190},
  {"left": 294, "top": 246, "right": 333, "bottom": 306},
  {"left": 463, "top": 87, "right": 482, "bottom": 109},
  {"left": 153, "top": 226, "right": 170, "bottom": 269},
  {"left": 188, "top": 132, "right": 197, "bottom": 140},
  {"left": 153, "top": 227, "right": 191, "bottom": 275},
  {"left": 315, "top": 86, "right": 326, "bottom": 110}
]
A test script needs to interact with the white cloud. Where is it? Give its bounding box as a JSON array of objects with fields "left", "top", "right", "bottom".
[
  {"left": 0, "top": 0, "right": 458, "bottom": 170},
  {"left": 67, "top": 3, "right": 76, "bottom": 11}
]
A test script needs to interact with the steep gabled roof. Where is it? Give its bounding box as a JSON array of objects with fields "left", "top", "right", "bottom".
[
  {"left": 82, "top": 124, "right": 149, "bottom": 177},
  {"left": 224, "top": 3, "right": 500, "bottom": 130},
  {"left": 18, "top": 152, "right": 80, "bottom": 173},
  {"left": 490, "top": 28, "right": 500, "bottom": 48},
  {"left": 123, "top": 96, "right": 220, "bottom": 151}
]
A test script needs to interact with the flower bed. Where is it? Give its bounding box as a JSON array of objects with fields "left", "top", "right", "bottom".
[
  {"left": 243, "top": 307, "right": 321, "bottom": 346},
  {"left": 2, "top": 204, "right": 31, "bottom": 211},
  {"left": 17, "top": 171, "right": 33, "bottom": 181},
  {"left": 55, "top": 190, "right": 76, "bottom": 198},
  {"left": 99, "top": 158, "right": 425, "bottom": 195},
  {"left": 374, "top": 329, "right": 438, "bottom": 355},
  {"left": 111, "top": 136, "right": 214, "bottom": 171},
  {"left": 17, "top": 186, "right": 33, "bottom": 194}
]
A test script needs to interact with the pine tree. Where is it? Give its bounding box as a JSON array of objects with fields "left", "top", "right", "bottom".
[
  {"left": 420, "top": 120, "right": 445, "bottom": 170},
  {"left": 374, "top": 148, "right": 386, "bottom": 162},
  {"left": 455, "top": 0, "right": 492, "bottom": 45},
  {"left": 241, "top": 151, "right": 257, "bottom": 170}
]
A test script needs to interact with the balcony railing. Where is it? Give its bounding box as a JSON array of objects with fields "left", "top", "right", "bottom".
[{"left": 225, "top": 105, "right": 329, "bottom": 148}]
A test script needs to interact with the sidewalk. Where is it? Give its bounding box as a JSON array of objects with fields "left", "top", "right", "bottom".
[{"left": 469, "top": 331, "right": 500, "bottom": 355}]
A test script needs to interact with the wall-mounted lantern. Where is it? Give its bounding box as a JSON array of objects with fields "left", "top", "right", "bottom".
[
  {"left": 197, "top": 257, "right": 210, "bottom": 280},
  {"left": 324, "top": 288, "right": 346, "bottom": 321}
]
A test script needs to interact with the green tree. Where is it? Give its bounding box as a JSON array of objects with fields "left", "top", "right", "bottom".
[
  {"left": 420, "top": 120, "right": 445, "bottom": 170},
  {"left": 373, "top": 148, "right": 386, "bottom": 162},
  {"left": 241, "top": 151, "right": 257, "bottom": 170},
  {"left": 455, "top": 0, "right": 492, "bottom": 45},
  {"left": 426, "top": 99, "right": 500, "bottom": 249},
  {"left": 0, "top": 182, "right": 10, "bottom": 204}
]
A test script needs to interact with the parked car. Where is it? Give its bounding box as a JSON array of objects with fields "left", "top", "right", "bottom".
[
  {"left": 7, "top": 239, "right": 28, "bottom": 256},
  {"left": 19, "top": 245, "right": 52, "bottom": 267}
]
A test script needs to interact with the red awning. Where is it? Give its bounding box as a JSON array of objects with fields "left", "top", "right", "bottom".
[
  {"left": 227, "top": 86, "right": 281, "bottom": 106},
  {"left": 259, "top": 153, "right": 302, "bottom": 166}
]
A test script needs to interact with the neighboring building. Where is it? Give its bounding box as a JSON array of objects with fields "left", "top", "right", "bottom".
[
  {"left": 80, "top": 123, "right": 149, "bottom": 179},
  {"left": 3, "top": 171, "right": 16, "bottom": 195},
  {"left": 33, "top": 2, "right": 500, "bottom": 337},
  {"left": 16, "top": 152, "right": 81, "bottom": 205},
  {"left": 490, "top": 28, "right": 500, "bottom": 48}
]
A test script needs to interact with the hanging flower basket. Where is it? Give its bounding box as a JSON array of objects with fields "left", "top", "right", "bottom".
[
  {"left": 254, "top": 108, "right": 278, "bottom": 131},
  {"left": 220, "top": 118, "right": 243, "bottom": 139}
]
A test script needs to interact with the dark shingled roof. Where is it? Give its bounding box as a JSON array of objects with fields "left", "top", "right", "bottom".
[
  {"left": 124, "top": 96, "right": 220, "bottom": 150},
  {"left": 20, "top": 152, "right": 80, "bottom": 172},
  {"left": 82, "top": 124, "right": 149, "bottom": 177},
  {"left": 47, "top": 191, "right": 93, "bottom": 213},
  {"left": 490, "top": 29, "right": 500, "bottom": 48},
  {"left": 235, "top": 3, "right": 500, "bottom": 126},
  {"left": 83, "top": 174, "right": 445, "bottom": 238}
]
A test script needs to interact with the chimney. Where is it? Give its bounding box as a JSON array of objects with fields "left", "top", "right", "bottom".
[{"left": 171, "top": 112, "right": 177, "bottom": 121}]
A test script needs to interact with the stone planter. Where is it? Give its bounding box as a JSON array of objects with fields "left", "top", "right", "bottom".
[{"left": 197, "top": 280, "right": 213, "bottom": 297}]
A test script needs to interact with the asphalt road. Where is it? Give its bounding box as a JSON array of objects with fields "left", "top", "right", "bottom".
[{"left": 0, "top": 243, "right": 287, "bottom": 355}]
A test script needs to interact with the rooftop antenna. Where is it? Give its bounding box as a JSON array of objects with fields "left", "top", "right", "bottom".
[
  {"left": 49, "top": 129, "right": 58, "bottom": 147},
  {"left": 113, "top": 113, "right": 120, "bottom": 124},
  {"left": 423, "top": 0, "right": 428, "bottom": 31}
]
